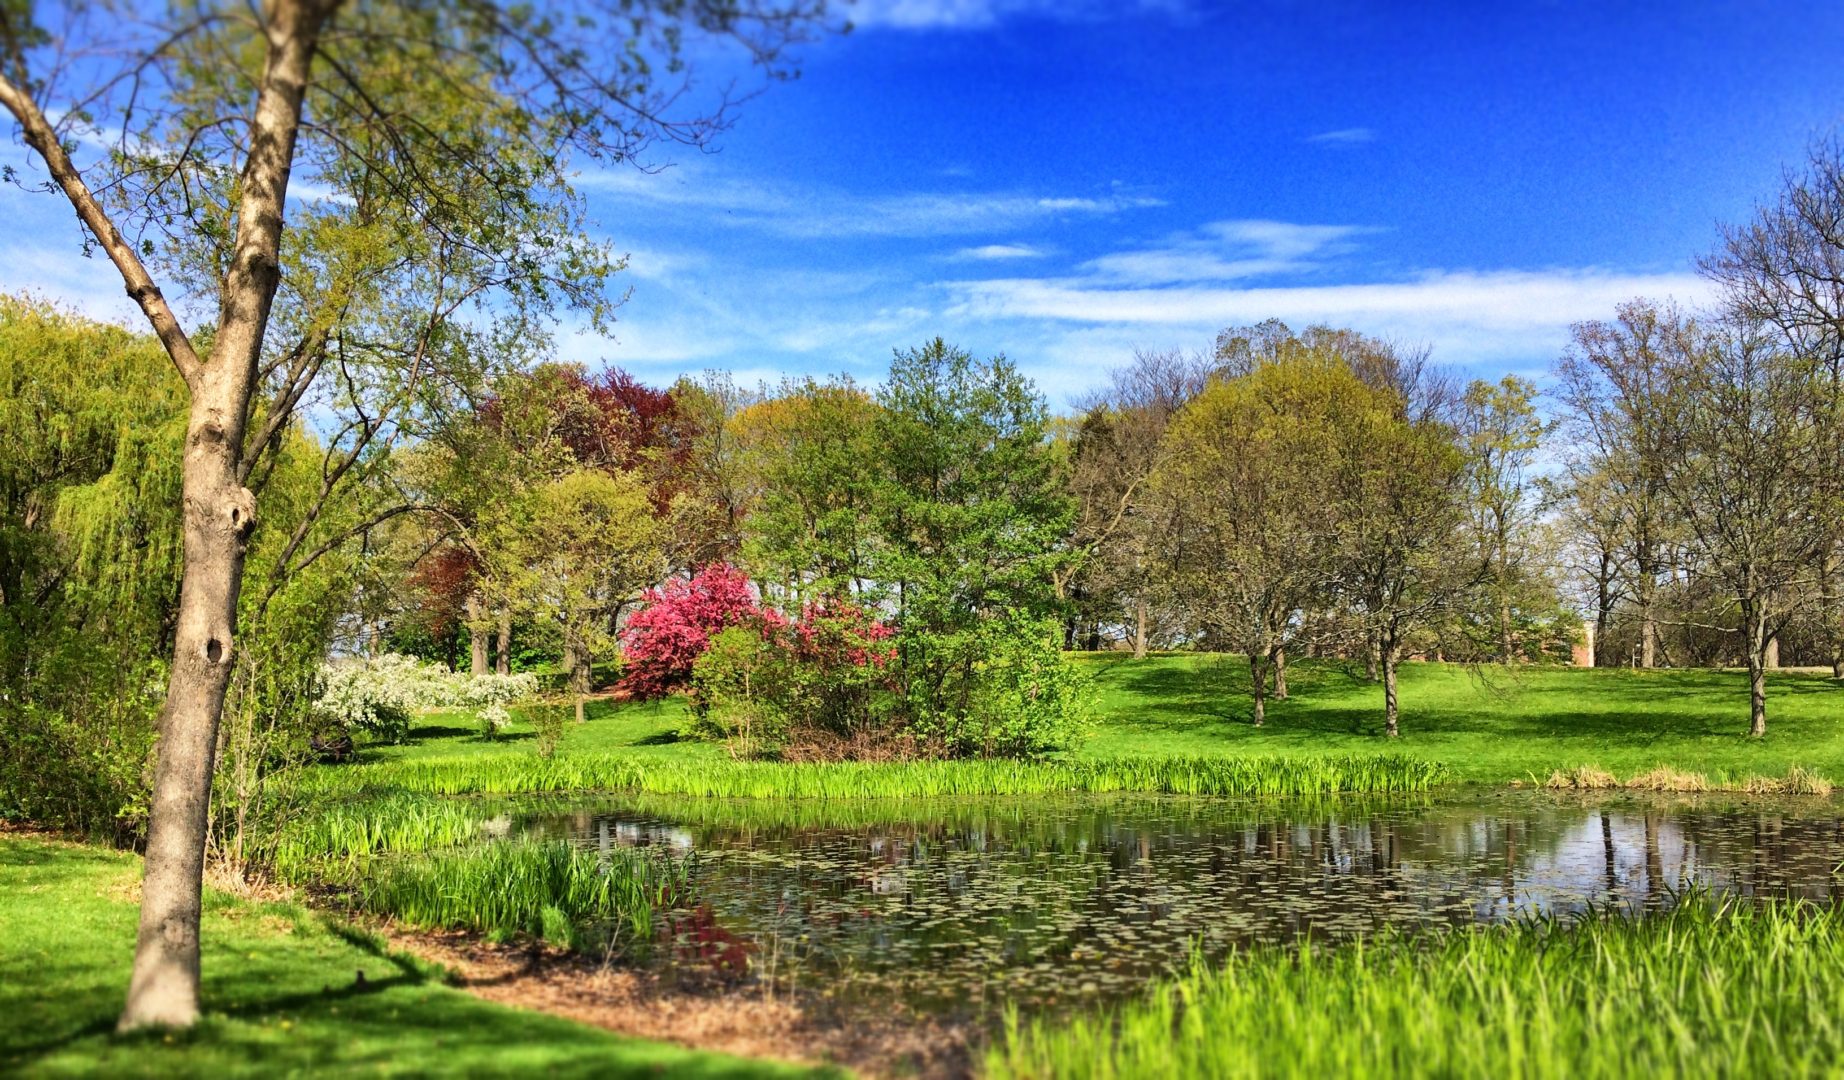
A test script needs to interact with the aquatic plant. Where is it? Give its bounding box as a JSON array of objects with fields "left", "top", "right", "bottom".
[
  {"left": 989, "top": 895, "right": 1844, "bottom": 1079},
  {"left": 268, "top": 791, "right": 495, "bottom": 877},
  {"left": 1543, "top": 763, "right": 1834, "bottom": 795},
  {"left": 310, "top": 752, "right": 1449, "bottom": 801},
  {"left": 357, "top": 840, "right": 686, "bottom": 949}
]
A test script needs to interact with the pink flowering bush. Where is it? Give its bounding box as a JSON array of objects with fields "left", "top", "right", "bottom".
[{"left": 618, "top": 564, "right": 780, "bottom": 698}]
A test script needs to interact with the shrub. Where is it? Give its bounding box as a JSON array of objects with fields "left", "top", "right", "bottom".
[
  {"left": 313, "top": 654, "right": 539, "bottom": 744},
  {"left": 618, "top": 563, "right": 775, "bottom": 698},
  {"left": 899, "top": 612, "right": 1094, "bottom": 757}
]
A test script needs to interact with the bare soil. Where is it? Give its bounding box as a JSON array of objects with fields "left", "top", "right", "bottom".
[{"left": 382, "top": 926, "right": 977, "bottom": 1079}]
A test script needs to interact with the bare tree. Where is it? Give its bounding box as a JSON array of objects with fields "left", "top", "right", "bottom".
[
  {"left": 1653, "top": 313, "right": 1835, "bottom": 736},
  {"left": 1702, "top": 136, "right": 1844, "bottom": 677},
  {"left": 1555, "top": 301, "right": 1690, "bottom": 668}
]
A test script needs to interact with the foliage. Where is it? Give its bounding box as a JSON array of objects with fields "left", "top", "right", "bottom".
[
  {"left": 690, "top": 600, "right": 897, "bottom": 753},
  {"left": 355, "top": 840, "right": 688, "bottom": 951},
  {"left": 521, "top": 694, "right": 574, "bottom": 759},
  {"left": 989, "top": 896, "right": 1844, "bottom": 1080},
  {"left": 312, "top": 654, "right": 539, "bottom": 744},
  {"left": 620, "top": 563, "right": 775, "bottom": 698}
]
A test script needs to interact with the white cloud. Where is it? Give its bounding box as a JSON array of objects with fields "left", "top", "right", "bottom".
[
  {"left": 954, "top": 243, "right": 1049, "bottom": 261},
  {"left": 941, "top": 268, "right": 1715, "bottom": 372},
  {"left": 849, "top": 0, "right": 1194, "bottom": 30},
  {"left": 1081, "top": 219, "right": 1377, "bottom": 285},
  {"left": 579, "top": 162, "right": 1166, "bottom": 237},
  {"left": 1306, "top": 127, "right": 1377, "bottom": 145}
]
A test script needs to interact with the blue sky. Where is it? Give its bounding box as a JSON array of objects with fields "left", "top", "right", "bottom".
[{"left": 7, "top": 1, "right": 1844, "bottom": 406}]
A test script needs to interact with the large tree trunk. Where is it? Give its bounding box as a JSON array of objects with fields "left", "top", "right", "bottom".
[
  {"left": 1271, "top": 645, "right": 1288, "bottom": 700},
  {"left": 115, "top": 1, "right": 330, "bottom": 1032},
  {"left": 496, "top": 609, "right": 511, "bottom": 676},
  {"left": 1381, "top": 634, "right": 1400, "bottom": 738},
  {"left": 123, "top": 406, "right": 257, "bottom": 1029},
  {"left": 1365, "top": 631, "right": 1380, "bottom": 682},
  {"left": 466, "top": 592, "right": 488, "bottom": 677},
  {"left": 1132, "top": 596, "right": 1148, "bottom": 659}
]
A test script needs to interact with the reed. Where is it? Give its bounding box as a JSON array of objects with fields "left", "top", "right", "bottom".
[
  {"left": 989, "top": 895, "right": 1844, "bottom": 1080},
  {"left": 357, "top": 840, "right": 687, "bottom": 949},
  {"left": 310, "top": 752, "right": 1450, "bottom": 801},
  {"left": 270, "top": 791, "right": 495, "bottom": 877}
]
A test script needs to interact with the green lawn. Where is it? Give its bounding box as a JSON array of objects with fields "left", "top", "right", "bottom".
[
  {"left": 1073, "top": 654, "right": 1844, "bottom": 784},
  {"left": 356, "top": 657, "right": 1844, "bottom": 790},
  {"left": 0, "top": 835, "right": 826, "bottom": 1079}
]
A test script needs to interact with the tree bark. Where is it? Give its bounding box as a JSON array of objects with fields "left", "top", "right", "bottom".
[
  {"left": 1365, "top": 633, "right": 1380, "bottom": 682},
  {"left": 1271, "top": 645, "right": 1288, "bottom": 700},
  {"left": 496, "top": 610, "right": 512, "bottom": 676},
  {"left": 114, "top": 0, "right": 332, "bottom": 1032},
  {"left": 1381, "top": 634, "right": 1400, "bottom": 738},
  {"left": 1132, "top": 596, "right": 1148, "bottom": 659},
  {"left": 1248, "top": 653, "right": 1265, "bottom": 727},
  {"left": 1743, "top": 600, "right": 1768, "bottom": 738},
  {"left": 1636, "top": 559, "right": 1659, "bottom": 668},
  {"left": 466, "top": 593, "right": 488, "bottom": 677}
]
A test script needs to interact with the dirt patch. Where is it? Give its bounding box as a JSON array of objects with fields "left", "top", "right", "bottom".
[{"left": 383, "top": 927, "right": 976, "bottom": 1078}]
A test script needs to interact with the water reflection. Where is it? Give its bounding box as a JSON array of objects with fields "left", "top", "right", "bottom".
[{"left": 516, "top": 791, "right": 1844, "bottom": 1014}]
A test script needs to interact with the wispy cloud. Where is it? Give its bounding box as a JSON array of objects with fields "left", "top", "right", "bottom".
[
  {"left": 849, "top": 0, "right": 1194, "bottom": 31},
  {"left": 954, "top": 243, "right": 1050, "bottom": 261},
  {"left": 1081, "top": 219, "right": 1378, "bottom": 285},
  {"left": 577, "top": 162, "right": 1164, "bottom": 237},
  {"left": 1306, "top": 127, "right": 1376, "bottom": 146},
  {"left": 943, "top": 268, "right": 1713, "bottom": 359}
]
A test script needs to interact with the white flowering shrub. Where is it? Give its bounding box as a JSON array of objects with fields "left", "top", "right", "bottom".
[{"left": 314, "top": 654, "right": 541, "bottom": 744}]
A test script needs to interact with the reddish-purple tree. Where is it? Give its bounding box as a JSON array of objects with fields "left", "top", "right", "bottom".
[{"left": 619, "top": 564, "right": 779, "bottom": 697}]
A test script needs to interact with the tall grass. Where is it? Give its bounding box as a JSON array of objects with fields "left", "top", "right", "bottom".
[
  {"left": 989, "top": 895, "right": 1844, "bottom": 1079},
  {"left": 309, "top": 753, "right": 1448, "bottom": 801},
  {"left": 358, "top": 840, "right": 687, "bottom": 950},
  {"left": 270, "top": 791, "right": 494, "bottom": 877}
]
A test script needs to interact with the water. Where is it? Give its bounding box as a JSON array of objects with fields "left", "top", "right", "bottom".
[{"left": 510, "top": 789, "right": 1844, "bottom": 1016}]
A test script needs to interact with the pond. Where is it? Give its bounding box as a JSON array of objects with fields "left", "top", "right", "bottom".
[{"left": 507, "top": 790, "right": 1844, "bottom": 1017}]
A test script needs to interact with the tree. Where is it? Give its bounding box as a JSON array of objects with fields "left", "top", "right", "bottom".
[
  {"left": 873, "top": 339, "right": 1076, "bottom": 732},
  {"left": 0, "top": 0, "right": 825, "bottom": 1030},
  {"left": 1651, "top": 313, "right": 1835, "bottom": 736},
  {"left": 493, "top": 469, "right": 664, "bottom": 724},
  {"left": 1455, "top": 376, "right": 1549, "bottom": 661},
  {"left": 738, "top": 377, "right": 883, "bottom": 604},
  {"left": 1063, "top": 347, "right": 1213, "bottom": 657},
  {"left": 1556, "top": 302, "right": 1688, "bottom": 668},
  {"left": 1147, "top": 356, "right": 1356, "bottom": 725},
  {"left": 1702, "top": 137, "right": 1844, "bottom": 678},
  {"left": 1326, "top": 366, "right": 1471, "bottom": 737}
]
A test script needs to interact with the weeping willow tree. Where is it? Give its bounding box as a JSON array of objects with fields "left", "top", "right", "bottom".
[{"left": 0, "top": 296, "right": 357, "bottom": 859}]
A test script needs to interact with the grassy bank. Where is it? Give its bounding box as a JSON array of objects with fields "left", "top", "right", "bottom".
[
  {"left": 989, "top": 895, "right": 1844, "bottom": 1079},
  {"left": 322, "top": 658, "right": 1844, "bottom": 798},
  {"left": 0, "top": 834, "right": 826, "bottom": 1078}
]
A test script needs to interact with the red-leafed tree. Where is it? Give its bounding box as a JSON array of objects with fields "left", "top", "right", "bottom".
[{"left": 619, "top": 563, "right": 779, "bottom": 697}]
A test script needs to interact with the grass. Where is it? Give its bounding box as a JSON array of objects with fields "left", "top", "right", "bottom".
[
  {"left": 988, "top": 894, "right": 1844, "bottom": 1079},
  {"left": 312, "top": 752, "right": 1447, "bottom": 801},
  {"left": 1075, "top": 655, "right": 1844, "bottom": 785},
  {"left": 320, "top": 658, "right": 1844, "bottom": 798},
  {"left": 354, "top": 840, "right": 687, "bottom": 950},
  {"left": 0, "top": 833, "right": 827, "bottom": 1079}
]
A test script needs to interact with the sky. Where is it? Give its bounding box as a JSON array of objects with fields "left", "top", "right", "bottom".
[{"left": 7, "top": 0, "right": 1844, "bottom": 407}]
